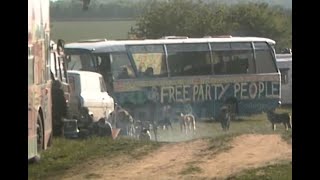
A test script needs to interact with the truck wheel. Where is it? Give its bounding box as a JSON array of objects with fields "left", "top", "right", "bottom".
[{"left": 37, "top": 115, "right": 44, "bottom": 153}]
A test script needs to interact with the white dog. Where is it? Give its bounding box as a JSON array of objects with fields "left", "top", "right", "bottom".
[{"left": 179, "top": 113, "right": 196, "bottom": 134}]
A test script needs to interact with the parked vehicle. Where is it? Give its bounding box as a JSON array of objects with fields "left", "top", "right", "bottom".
[
  {"left": 66, "top": 70, "right": 119, "bottom": 138},
  {"left": 65, "top": 36, "right": 281, "bottom": 122},
  {"left": 276, "top": 54, "right": 292, "bottom": 105}
]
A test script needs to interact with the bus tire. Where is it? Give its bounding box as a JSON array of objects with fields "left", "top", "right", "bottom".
[{"left": 37, "top": 115, "right": 44, "bottom": 153}]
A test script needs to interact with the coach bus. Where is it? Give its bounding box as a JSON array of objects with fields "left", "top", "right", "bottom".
[{"left": 64, "top": 36, "right": 281, "bottom": 122}]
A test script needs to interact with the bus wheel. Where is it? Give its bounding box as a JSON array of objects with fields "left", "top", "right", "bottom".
[{"left": 37, "top": 115, "right": 44, "bottom": 153}]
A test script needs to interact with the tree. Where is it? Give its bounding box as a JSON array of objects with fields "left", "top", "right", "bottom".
[
  {"left": 226, "top": 2, "right": 291, "bottom": 51},
  {"left": 130, "top": 0, "right": 291, "bottom": 51}
]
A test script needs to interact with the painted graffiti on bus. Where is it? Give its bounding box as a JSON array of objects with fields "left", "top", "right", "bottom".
[{"left": 157, "top": 81, "right": 279, "bottom": 103}]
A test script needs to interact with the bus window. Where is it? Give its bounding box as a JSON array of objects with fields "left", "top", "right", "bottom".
[
  {"left": 254, "top": 42, "right": 277, "bottom": 73},
  {"left": 67, "top": 54, "right": 95, "bottom": 71},
  {"left": 110, "top": 52, "right": 135, "bottom": 79},
  {"left": 211, "top": 42, "right": 254, "bottom": 75},
  {"left": 128, "top": 45, "right": 167, "bottom": 78},
  {"left": 166, "top": 43, "right": 211, "bottom": 77}
]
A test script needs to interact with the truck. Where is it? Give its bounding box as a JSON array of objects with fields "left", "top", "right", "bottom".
[{"left": 28, "top": 0, "right": 91, "bottom": 162}]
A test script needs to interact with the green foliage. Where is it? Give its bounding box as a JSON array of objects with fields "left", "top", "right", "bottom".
[
  {"left": 131, "top": 0, "right": 291, "bottom": 51},
  {"left": 227, "top": 2, "right": 292, "bottom": 51},
  {"left": 50, "top": 0, "right": 291, "bottom": 51},
  {"left": 50, "top": 20, "right": 136, "bottom": 42}
]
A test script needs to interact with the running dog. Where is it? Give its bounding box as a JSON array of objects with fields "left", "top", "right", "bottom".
[
  {"left": 266, "top": 110, "right": 292, "bottom": 131},
  {"left": 179, "top": 113, "right": 196, "bottom": 134}
]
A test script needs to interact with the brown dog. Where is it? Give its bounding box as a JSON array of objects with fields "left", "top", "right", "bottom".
[{"left": 179, "top": 113, "right": 196, "bottom": 134}]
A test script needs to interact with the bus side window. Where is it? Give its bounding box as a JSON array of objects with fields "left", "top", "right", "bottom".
[
  {"left": 213, "top": 52, "right": 229, "bottom": 75},
  {"left": 167, "top": 43, "right": 211, "bottom": 77},
  {"left": 212, "top": 42, "right": 254, "bottom": 75},
  {"left": 128, "top": 45, "right": 167, "bottom": 78},
  {"left": 110, "top": 52, "right": 136, "bottom": 80},
  {"left": 254, "top": 42, "right": 277, "bottom": 73}
]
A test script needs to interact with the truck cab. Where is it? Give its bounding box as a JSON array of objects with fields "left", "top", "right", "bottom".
[{"left": 67, "top": 70, "right": 115, "bottom": 128}]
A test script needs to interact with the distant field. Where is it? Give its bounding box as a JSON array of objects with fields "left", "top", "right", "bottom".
[{"left": 51, "top": 20, "right": 137, "bottom": 43}]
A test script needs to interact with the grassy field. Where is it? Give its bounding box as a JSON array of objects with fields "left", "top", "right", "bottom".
[
  {"left": 227, "top": 161, "right": 292, "bottom": 180},
  {"left": 28, "top": 106, "right": 292, "bottom": 180},
  {"left": 51, "top": 20, "right": 137, "bottom": 43}
]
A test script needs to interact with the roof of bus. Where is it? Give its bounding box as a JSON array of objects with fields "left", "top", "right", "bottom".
[{"left": 65, "top": 37, "right": 276, "bottom": 53}]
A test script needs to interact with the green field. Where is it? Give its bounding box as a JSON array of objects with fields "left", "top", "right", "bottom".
[{"left": 51, "top": 20, "right": 137, "bottom": 43}]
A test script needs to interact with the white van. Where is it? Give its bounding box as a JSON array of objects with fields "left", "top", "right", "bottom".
[
  {"left": 67, "top": 70, "right": 115, "bottom": 123},
  {"left": 276, "top": 54, "right": 292, "bottom": 105}
]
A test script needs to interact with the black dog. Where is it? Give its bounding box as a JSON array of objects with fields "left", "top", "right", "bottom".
[
  {"left": 266, "top": 110, "right": 292, "bottom": 131},
  {"left": 139, "top": 127, "right": 151, "bottom": 141},
  {"left": 158, "top": 117, "right": 173, "bottom": 130},
  {"left": 217, "top": 106, "right": 231, "bottom": 131}
]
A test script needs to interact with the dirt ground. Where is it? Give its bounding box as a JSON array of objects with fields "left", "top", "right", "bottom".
[{"left": 59, "top": 134, "right": 292, "bottom": 180}]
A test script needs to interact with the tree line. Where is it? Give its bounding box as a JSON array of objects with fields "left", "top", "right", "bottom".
[
  {"left": 51, "top": 0, "right": 291, "bottom": 51},
  {"left": 130, "top": 1, "right": 291, "bottom": 52}
]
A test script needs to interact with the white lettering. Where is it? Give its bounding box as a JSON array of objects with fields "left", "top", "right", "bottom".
[
  {"left": 258, "top": 82, "right": 264, "bottom": 98},
  {"left": 219, "top": 84, "right": 230, "bottom": 100},
  {"left": 183, "top": 85, "right": 191, "bottom": 101},
  {"left": 161, "top": 87, "right": 170, "bottom": 103},
  {"left": 168, "top": 87, "right": 175, "bottom": 102},
  {"left": 249, "top": 82, "right": 258, "bottom": 99},
  {"left": 234, "top": 83, "right": 241, "bottom": 98},
  {"left": 193, "top": 85, "right": 199, "bottom": 101},
  {"left": 197, "top": 85, "right": 205, "bottom": 101},
  {"left": 205, "top": 84, "right": 211, "bottom": 100},
  {"left": 271, "top": 82, "right": 279, "bottom": 98},
  {"left": 241, "top": 82, "right": 249, "bottom": 99},
  {"left": 175, "top": 85, "right": 183, "bottom": 102}
]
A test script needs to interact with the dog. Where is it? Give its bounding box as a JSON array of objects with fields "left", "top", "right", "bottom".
[
  {"left": 139, "top": 127, "right": 152, "bottom": 141},
  {"left": 179, "top": 113, "right": 196, "bottom": 134},
  {"left": 134, "top": 120, "right": 152, "bottom": 141},
  {"left": 217, "top": 106, "right": 231, "bottom": 131},
  {"left": 157, "top": 117, "right": 173, "bottom": 130},
  {"left": 266, "top": 110, "right": 292, "bottom": 131}
]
